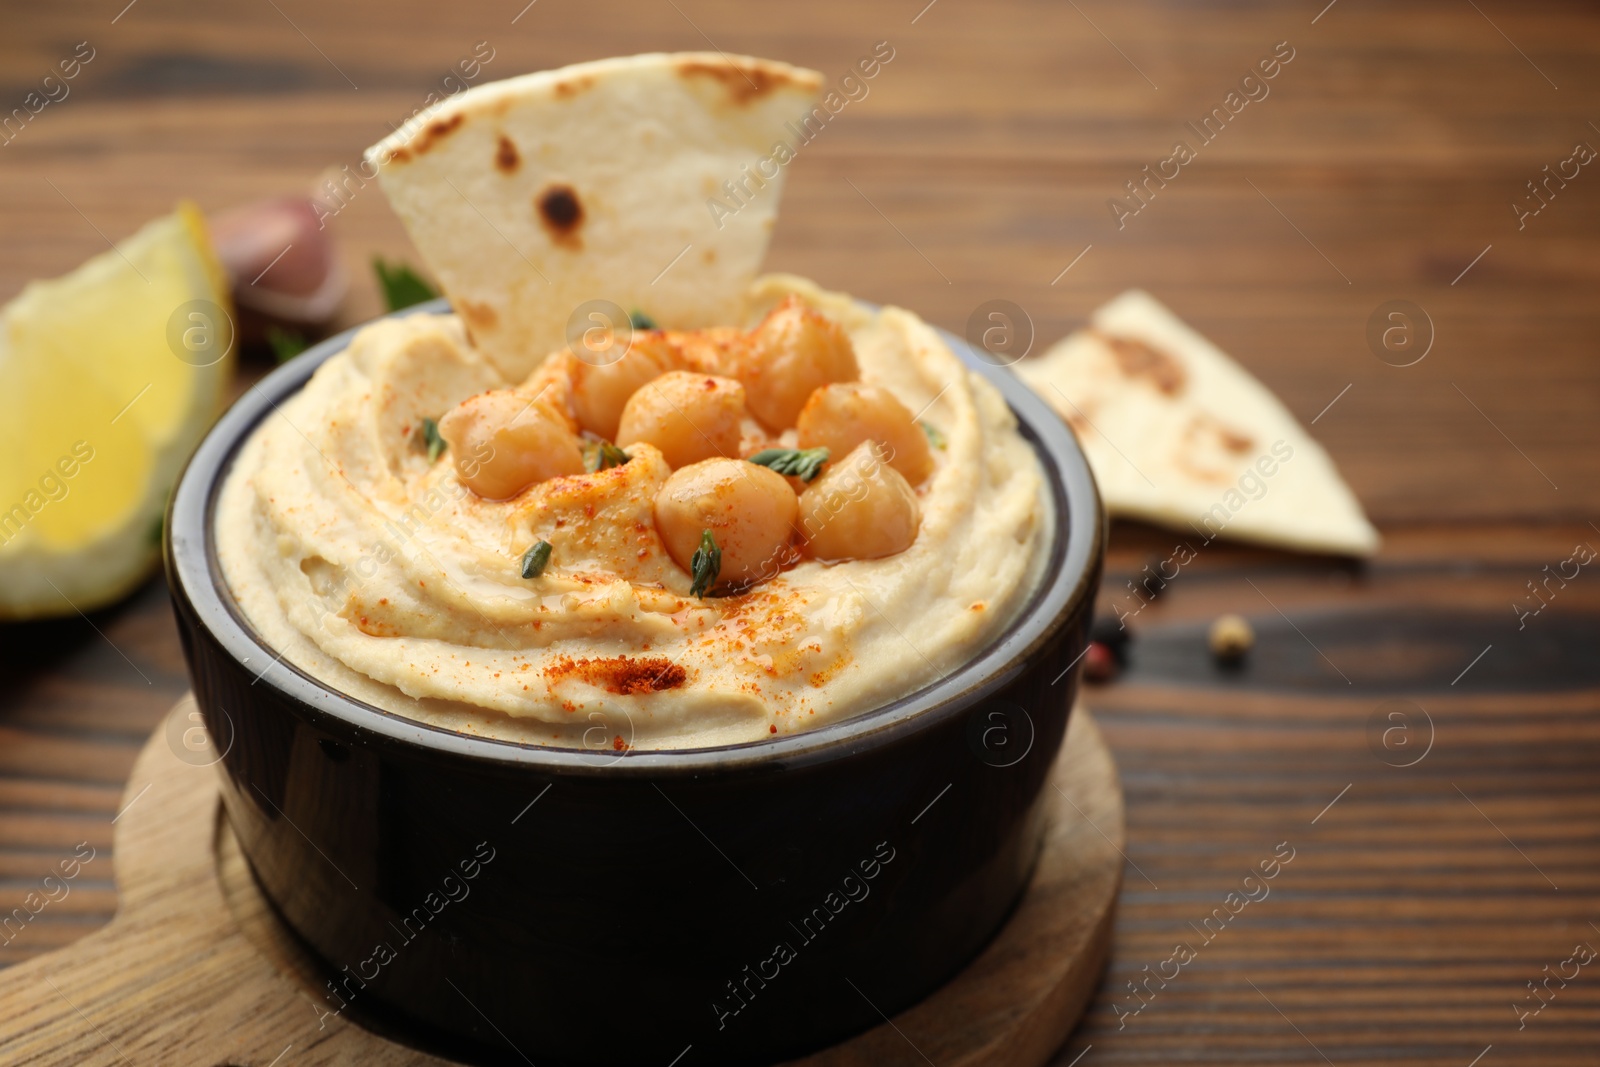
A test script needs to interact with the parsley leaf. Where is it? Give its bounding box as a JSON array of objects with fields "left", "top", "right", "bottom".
[
  {"left": 373, "top": 257, "right": 440, "bottom": 312},
  {"left": 420, "top": 417, "right": 446, "bottom": 462},
  {"left": 748, "top": 446, "right": 830, "bottom": 482},
  {"left": 628, "top": 310, "right": 658, "bottom": 330},
  {"left": 584, "top": 440, "right": 630, "bottom": 472},
  {"left": 267, "top": 327, "right": 309, "bottom": 364},
  {"left": 920, "top": 420, "right": 947, "bottom": 450},
  {"left": 689, "top": 529, "right": 721, "bottom": 598},
  {"left": 521, "top": 540, "right": 553, "bottom": 579}
]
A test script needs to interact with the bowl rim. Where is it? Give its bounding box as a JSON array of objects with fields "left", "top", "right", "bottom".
[{"left": 166, "top": 296, "right": 1104, "bottom": 777}]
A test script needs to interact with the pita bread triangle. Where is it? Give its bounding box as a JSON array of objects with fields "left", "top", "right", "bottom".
[
  {"left": 1015, "top": 290, "right": 1380, "bottom": 556},
  {"left": 367, "top": 53, "right": 823, "bottom": 381}
]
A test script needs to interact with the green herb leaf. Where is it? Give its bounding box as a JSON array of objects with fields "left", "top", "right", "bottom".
[
  {"left": 521, "top": 540, "right": 553, "bottom": 579},
  {"left": 920, "top": 421, "right": 947, "bottom": 450},
  {"left": 689, "top": 529, "right": 721, "bottom": 598},
  {"left": 421, "top": 417, "right": 446, "bottom": 462},
  {"left": 748, "top": 446, "right": 830, "bottom": 482},
  {"left": 628, "top": 310, "right": 658, "bottom": 330},
  {"left": 374, "top": 257, "right": 440, "bottom": 312},
  {"left": 584, "top": 440, "right": 631, "bottom": 472},
  {"left": 267, "top": 327, "right": 310, "bottom": 364}
]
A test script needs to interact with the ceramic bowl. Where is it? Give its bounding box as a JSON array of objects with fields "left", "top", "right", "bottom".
[{"left": 165, "top": 298, "right": 1104, "bottom": 1066}]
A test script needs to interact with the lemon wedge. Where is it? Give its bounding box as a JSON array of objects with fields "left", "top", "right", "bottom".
[{"left": 0, "top": 202, "right": 234, "bottom": 618}]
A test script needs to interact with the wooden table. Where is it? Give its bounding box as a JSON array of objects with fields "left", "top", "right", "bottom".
[{"left": 3, "top": 1, "right": 1598, "bottom": 1063}]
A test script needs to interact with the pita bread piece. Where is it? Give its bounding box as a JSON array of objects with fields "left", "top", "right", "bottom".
[
  {"left": 367, "top": 53, "right": 823, "bottom": 381},
  {"left": 1015, "top": 290, "right": 1379, "bottom": 556}
]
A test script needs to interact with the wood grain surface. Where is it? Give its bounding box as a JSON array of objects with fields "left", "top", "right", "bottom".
[
  {"left": 2, "top": 1, "right": 1598, "bottom": 1064},
  {"left": 0, "top": 700, "right": 1121, "bottom": 1066}
]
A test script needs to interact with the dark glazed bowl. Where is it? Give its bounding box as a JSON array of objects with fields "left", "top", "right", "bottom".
[{"left": 165, "top": 298, "right": 1104, "bottom": 1067}]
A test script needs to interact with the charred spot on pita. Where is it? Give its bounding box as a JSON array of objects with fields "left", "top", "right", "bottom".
[
  {"left": 495, "top": 134, "right": 520, "bottom": 174},
  {"left": 411, "top": 113, "right": 465, "bottom": 156},
  {"left": 1175, "top": 413, "right": 1257, "bottom": 484},
  {"left": 1090, "top": 330, "right": 1187, "bottom": 396},
  {"left": 536, "top": 184, "right": 584, "bottom": 246},
  {"left": 460, "top": 299, "right": 499, "bottom": 332},
  {"left": 675, "top": 59, "right": 795, "bottom": 105},
  {"left": 1218, "top": 427, "right": 1253, "bottom": 453}
]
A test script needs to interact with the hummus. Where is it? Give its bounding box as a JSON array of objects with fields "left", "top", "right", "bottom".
[{"left": 216, "top": 276, "right": 1049, "bottom": 750}]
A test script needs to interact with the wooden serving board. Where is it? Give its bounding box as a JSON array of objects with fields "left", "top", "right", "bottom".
[{"left": 0, "top": 699, "right": 1122, "bottom": 1066}]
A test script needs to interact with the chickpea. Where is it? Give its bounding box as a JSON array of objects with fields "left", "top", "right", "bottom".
[
  {"left": 799, "top": 441, "right": 920, "bottom": 561},
  {"left": 654, "top": 458, "right": 799, "bottom": 589},
  {"left": 438, "top": 390, "right": 584, "bottom": 500},
  {"left": 570, "top": 333, "right": 680, "bottom": 439},
  {"left": 617, "top": 371, "right": 747, "bottom": 470},
  {"left": 796, "top": 382, "right": 934, "bottom": 485},
  {"left": 739, "top": 296, "right": 858, "bottom": 430},
  {"left": 518, "top": 351, "right": 581, "bottom": 432},
  {"left": 671, "top": 327, "right": 746, "bottom": 377}
]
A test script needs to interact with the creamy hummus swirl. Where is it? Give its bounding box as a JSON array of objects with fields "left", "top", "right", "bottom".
[{"left": 216, "top": 276, "right": 1049, "bottom": 749}]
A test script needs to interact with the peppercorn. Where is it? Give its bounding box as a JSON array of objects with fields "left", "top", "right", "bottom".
[
  {"left": 1089, "top": 614, "right": 1132, "bottom": 665},
  {"left": 1083, "top": 641, "right": 1118, "bottom": 683},
  {"left": 1134, "top": 556, "right": 1170, "bottom": 600},
  {"left": 1209, "top": 613, "right": 1254, "bottom": 664}
]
